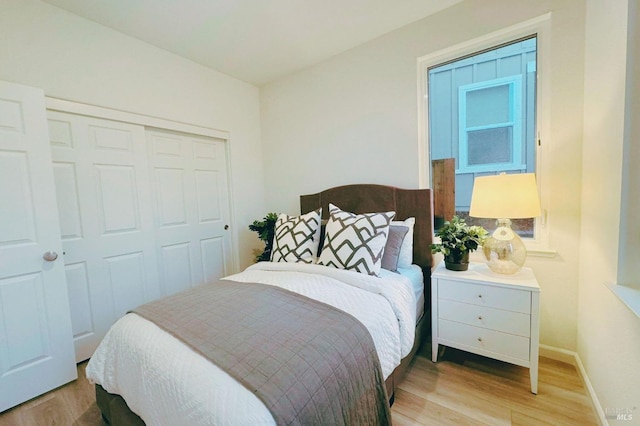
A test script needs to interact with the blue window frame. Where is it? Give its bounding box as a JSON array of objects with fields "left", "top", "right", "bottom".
[{"left": 458, "top": 75, "right": 525, "bottom": 174}]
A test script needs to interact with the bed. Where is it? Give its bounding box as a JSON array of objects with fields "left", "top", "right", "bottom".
[{"left": 87, "top": 184, "right": 434, "bottom": 425}]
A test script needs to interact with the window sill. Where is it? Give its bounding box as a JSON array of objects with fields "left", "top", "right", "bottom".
[
  {"left": 524, "top": 239, "right": 557, "bottom": 258},
  {"left": 432, "top": 236, "right": 558, "bottom": 258},
  {"left": 526, "top": 247, "right": 557, "bottom": 258},
  {"left": 606, "top": 283, "right": 640, "bottom": 320}
]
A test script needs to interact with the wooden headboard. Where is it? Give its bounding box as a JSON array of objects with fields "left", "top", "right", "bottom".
[{"left": 299, "top": 184, "right": 434, "bottom": 272}]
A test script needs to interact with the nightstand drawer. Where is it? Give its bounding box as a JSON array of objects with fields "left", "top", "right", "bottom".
[
  {"left": 439, "top": 319, "right": 530, "bottom": 361},
  {"left": 438, "top": 280, "right": 531, "bottom": 313},
  {"left": 438, "top": 299, "right": 531, "bottom": 337}
]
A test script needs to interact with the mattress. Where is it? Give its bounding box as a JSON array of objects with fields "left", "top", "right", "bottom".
[{"left": 86, "top": 262, "right": 418, "bottom": 425}]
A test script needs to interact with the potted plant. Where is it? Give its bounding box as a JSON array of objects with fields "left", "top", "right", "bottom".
[
  {"left": 249, "top": 212, "right": 279, "bottom": 262},
  {"left": 431, "top": 215, "right": 488, "bottom": 271}
]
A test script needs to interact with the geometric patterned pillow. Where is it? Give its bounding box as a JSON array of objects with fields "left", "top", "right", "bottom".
[
  {"left": 318, "top": 204, "right": 395, "bottom": 276},
  {"left": 270, "top": 209, "right": 322, "bottom": 264}
]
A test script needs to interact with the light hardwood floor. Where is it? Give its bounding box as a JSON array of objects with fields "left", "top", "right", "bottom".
[
  {"left": 392, "top": 345, "right": 599, "bottom": 425},
  {"left": 0, "top": 344, "right": 599, "bottom": 425}
]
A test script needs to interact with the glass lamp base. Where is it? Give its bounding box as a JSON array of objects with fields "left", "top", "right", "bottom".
[{"left": 482, "top": 219, "right": 527, "bottom": 275}]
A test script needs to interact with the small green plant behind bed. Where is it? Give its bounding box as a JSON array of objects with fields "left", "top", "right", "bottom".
[
  {"left": 431, "top": 215, "right": 487, "bottom": 271},
  {"left": 249, "top": 212, "right": 279, "bottom": 262}
]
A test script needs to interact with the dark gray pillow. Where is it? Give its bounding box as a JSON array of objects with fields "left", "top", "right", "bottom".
[{"left": 381, "top": 225, "right": 409, "bottom": 272}]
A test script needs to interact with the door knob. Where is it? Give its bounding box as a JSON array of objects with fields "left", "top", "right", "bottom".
[{"left": 43, "top": 251, "right": 58, "bottom": 262}]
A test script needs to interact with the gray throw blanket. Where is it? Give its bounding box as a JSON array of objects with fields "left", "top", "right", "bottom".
[{"left": 132, "top": 279, "right": 392, "bottom": 426}]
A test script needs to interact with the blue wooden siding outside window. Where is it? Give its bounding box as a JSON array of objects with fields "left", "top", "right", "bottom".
[{"left": 458, "top": 75, "right": 525, "bottom": 174}]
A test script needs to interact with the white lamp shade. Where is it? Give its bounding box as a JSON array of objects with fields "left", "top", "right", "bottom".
[{"left": 469, "top": 173, "right": 541, "bottom": 219}]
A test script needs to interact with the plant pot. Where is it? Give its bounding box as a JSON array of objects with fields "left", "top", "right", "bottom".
[{"left": 444, "top": 251, "right": 470, "bottom": 271}]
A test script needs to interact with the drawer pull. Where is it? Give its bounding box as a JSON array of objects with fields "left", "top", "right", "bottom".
[
  {"left": 477, "top": 337, "right": 483, "bottom": 342},
  {"left": 478, "top": 294, "right": 483, "bottom": 298},
  {"left": 478, "top": 316, "right": 483, "bottom": 320}
]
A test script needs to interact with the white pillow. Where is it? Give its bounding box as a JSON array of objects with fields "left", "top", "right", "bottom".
[
  {"left": 318, "top": 204, "right": 395, "bottom": 276},
  {"left": 270, "top": 209, "right": 322, "bottom": 263},
  {"left": 391, "top": 217, "right": 415, "bottom": 268}
]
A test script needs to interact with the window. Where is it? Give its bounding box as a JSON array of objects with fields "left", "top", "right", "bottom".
[
  {"left": 418, "top": 15, "right": 551, "bottom": 252},
  {"left": 458, "top": 75, "right": 524, "bottom": 174},
  {"left": 426, "top": 36, "right": 537, "bottom": 238}
]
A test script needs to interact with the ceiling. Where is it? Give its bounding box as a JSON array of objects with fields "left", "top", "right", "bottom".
[{"left": 43, "top": 0, "right": 462, "bottom": 86}]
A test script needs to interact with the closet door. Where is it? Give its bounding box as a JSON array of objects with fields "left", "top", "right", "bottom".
[
  {"left": 0, "top": 81, "right": 76, "bottom": 412},
  {"left": 48, "top": 111, "right": 160, "bottom": 362},
  {"left": 147, "top": 130, "right": 232, "bottom": 295}
]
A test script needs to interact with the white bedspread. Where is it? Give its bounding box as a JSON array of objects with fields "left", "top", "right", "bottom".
[{"left": 86, "top": 262, "right": 417, "bottom": 425}]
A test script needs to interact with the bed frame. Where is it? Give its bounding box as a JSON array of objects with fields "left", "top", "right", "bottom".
[{"left": 96, "top": 184, "right": 434, "bottom": 425}]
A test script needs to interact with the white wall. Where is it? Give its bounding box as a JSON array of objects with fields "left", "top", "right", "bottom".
[
  {"left": 578, "top": 0, "right": 640, "bottom": 420},
  {"left": 0, "top": 0, "right": 265, "bottom": 270},
  {"left": 261, "top": 0, "right": 586, "bottom": 351}
]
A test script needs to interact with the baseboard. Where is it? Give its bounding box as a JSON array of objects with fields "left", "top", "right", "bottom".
[
  {"left": 539, "top": 344, "right": 577, "bottom": 365},
  {"left": 539, "top": 344, "right": 607, "bottom": 425}
]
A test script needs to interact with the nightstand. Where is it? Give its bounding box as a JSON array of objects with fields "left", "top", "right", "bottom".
[{"left": 431, "top": 262, "right": 540, "bottom": 394}]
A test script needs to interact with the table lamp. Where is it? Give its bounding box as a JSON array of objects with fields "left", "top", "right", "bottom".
[{"left": 469, "top": 173, "right": 541, "bottom": 274}]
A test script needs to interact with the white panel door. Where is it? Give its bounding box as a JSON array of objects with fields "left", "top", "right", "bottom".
[
  {"left": 48, "top": 111, "right": 160, "bottom": 362},
  {"left": 0, "top": 81, "right": 76, "bottom": 412},
  {"left": 147, "top": 130, "right": 232, "bottom": 296}
]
